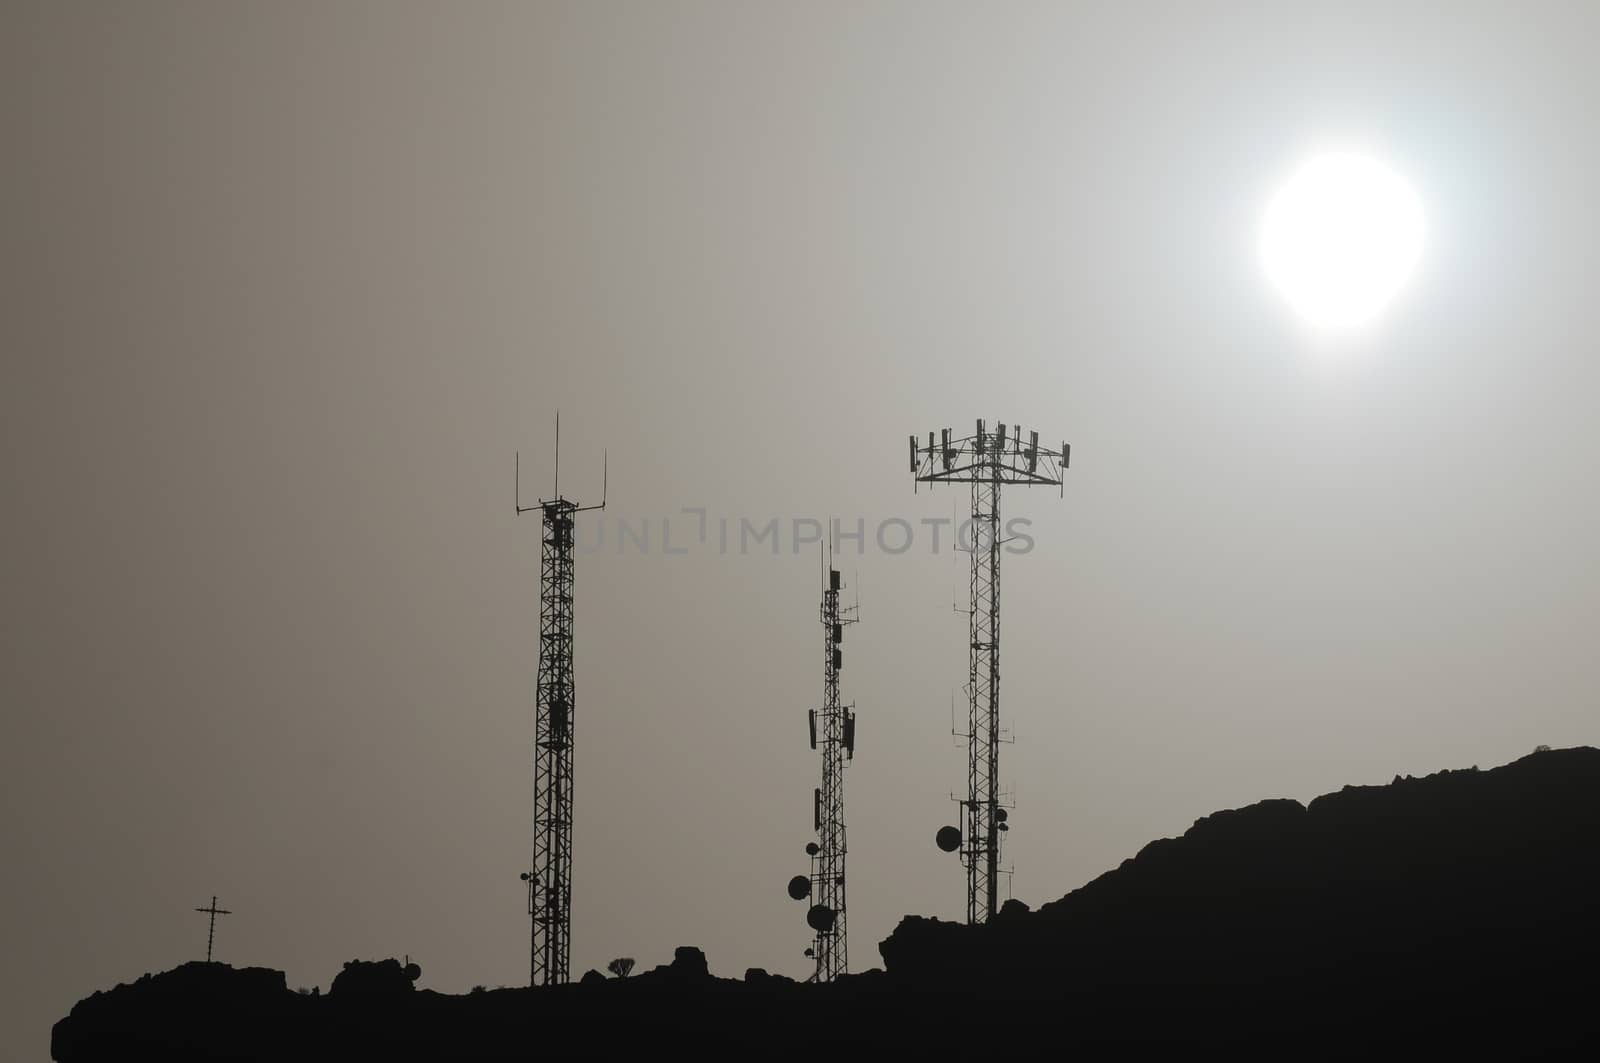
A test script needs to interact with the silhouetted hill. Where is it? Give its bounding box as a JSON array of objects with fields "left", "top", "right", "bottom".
[
  {"left": 882, "top": 746, "right": 1600, "bottom": 998},
  {"left": 52, "top": 748, "right": 1600, "bottom": 1058},
  {"left": 51, "top": 947, "right": 899, "bottom": 1061}
]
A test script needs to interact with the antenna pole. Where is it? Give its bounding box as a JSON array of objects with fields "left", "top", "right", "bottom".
[
  {"left": 791, "top": 562, "right": 858, "bottom": 981},
  {"left": 910, "top": 421, "right": 1070, "bottom": 924},
  {"left": 516, "top": 418, "right": 609, "bottom": 987}
]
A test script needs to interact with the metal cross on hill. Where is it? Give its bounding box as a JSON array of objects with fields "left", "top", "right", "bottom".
[{"left": 194, "top": 896, "right": 231, "bottom": 963}]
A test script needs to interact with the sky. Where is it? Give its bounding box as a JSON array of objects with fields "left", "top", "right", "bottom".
[{"left": 5, "top": 1, "right": 1600, "bottom": 1057}]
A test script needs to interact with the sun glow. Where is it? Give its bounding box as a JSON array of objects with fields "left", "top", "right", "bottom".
[{"left": 1261, "top": 152, "right": 1424, "bottom": 329}]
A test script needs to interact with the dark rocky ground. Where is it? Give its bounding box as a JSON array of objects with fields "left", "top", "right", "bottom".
[{"left": 52, "top": 747, "right": 1600, "bottom": 1058}]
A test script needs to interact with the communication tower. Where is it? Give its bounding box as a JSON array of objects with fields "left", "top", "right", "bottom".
[
  {"left": 784, "top": 556, "right": 858, "bottom": 980},
  {"left": 515, "top": 415, "right": 606, "bottom": 985},
  {"left": 910, "top": 421, "right": 1068, "bottom": 923}
]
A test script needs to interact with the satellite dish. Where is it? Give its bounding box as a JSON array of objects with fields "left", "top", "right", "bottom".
[
  {"left": 936, "top": 825, "right": 962, "bottom": 853},
  {"left": 995, "top": 808, "right": 1008, "bottom": 823},
  {"left": 804, "top": 842, "right": 820, "bottom": 856},
  {"left": 404, "top": 963, "right": 422, "bottom": 982},
  {"left": 806, "top": 904, "right": 837, "bottom": 932},
  {"left": 787, "top": 875, "right": 811, "bottom": 901},
  {"left": 519, "top": 872, "right": 531, "bottom": 881}
]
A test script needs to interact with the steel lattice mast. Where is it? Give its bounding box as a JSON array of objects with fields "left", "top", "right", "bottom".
[
  {"left": 815, "top": 565, "right": 857, "bottom": 978},
  {"left": 786, "top": 561, "right": 859, "bottom": 980},
  {"left": 911, "top": 421, "right": 1068, "bottom": 924},
  {"left": 516, "top": 419, "right": 605, "bottom": 986}
]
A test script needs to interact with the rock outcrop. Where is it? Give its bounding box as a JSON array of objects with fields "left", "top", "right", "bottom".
[
  {"left": 52, "top": 748, "right": 1600, "bottom": 1059},
  {"left": 882, "top": 747, "right": 1600, "bottom": 1000}
]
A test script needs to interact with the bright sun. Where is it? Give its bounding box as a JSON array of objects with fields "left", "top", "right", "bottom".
[{"left": 1261, "top": 152, "right": 1424, "bottom": 329}]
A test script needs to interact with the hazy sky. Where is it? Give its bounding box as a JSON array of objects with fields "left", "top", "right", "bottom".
[{"left": 6, "top": 1, "right": 1600, "bottom": 1056}]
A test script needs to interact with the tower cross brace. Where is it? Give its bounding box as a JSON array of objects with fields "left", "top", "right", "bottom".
[{"left": 911, "top": 420, "right": 1068, "bottom": 923}]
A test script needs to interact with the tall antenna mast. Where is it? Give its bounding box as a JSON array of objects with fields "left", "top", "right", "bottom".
[
  {"left": 194, "top": 896, "right": 231, "bottom": 964},
  {"left": 911, "top": 421, "right": 1069, "bottom": 924},
  {"left": 786, "top": 541, "right": 859, "bottom": 981},
  {"left": 516, "top": 414, "right": 607, "bottom": 987}
]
